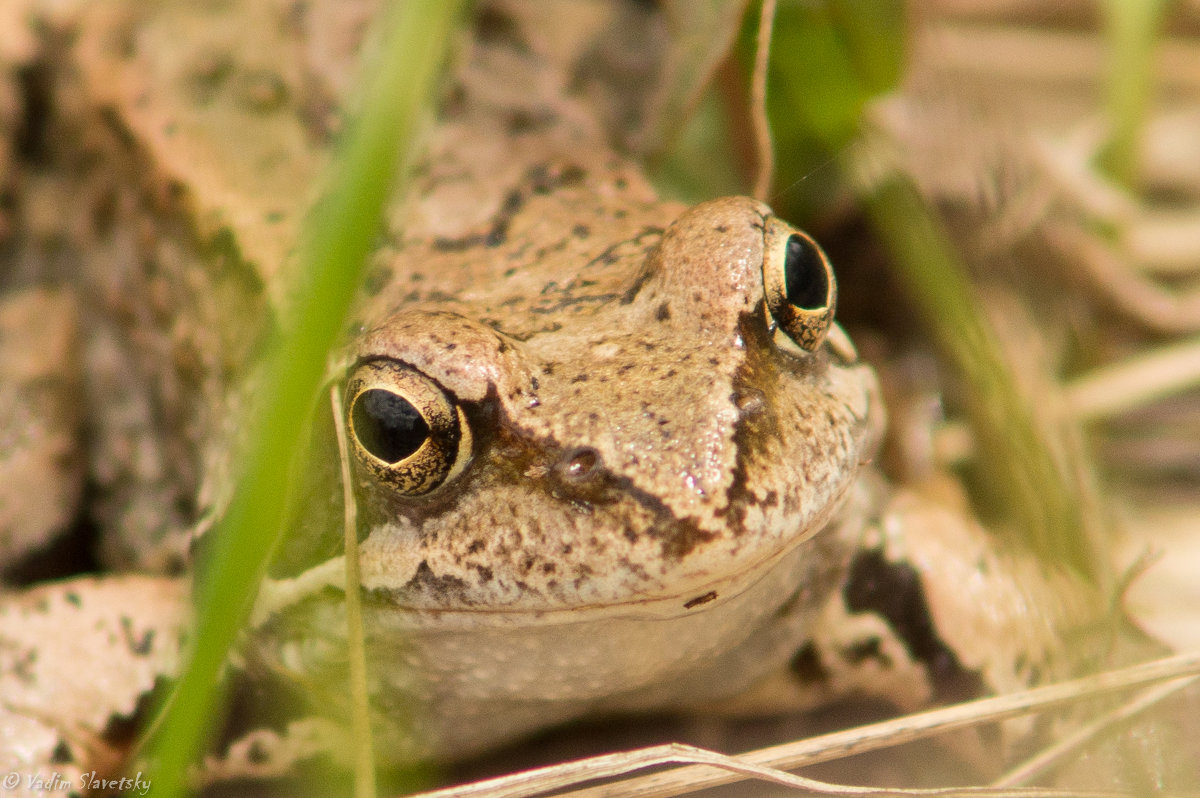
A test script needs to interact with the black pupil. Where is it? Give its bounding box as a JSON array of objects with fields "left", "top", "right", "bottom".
[
  {"left": 784, "top": 234, "right": 829, "bottom": 310},
  {"left": 352, "top": 389, "right": 430, "bottom": 463}
]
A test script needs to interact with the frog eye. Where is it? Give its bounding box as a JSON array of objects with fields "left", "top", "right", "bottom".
[
  {"left": 762, "top": 216, "right": 837, "bottom": 352},
  {"left": 344, "top": 360, "right": 472, "bottom": 496}
]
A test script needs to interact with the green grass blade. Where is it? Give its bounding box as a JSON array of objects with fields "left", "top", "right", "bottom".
[
  {"left": 141, "top": 3, "right": 467, "bottom": 794},
  {"left": 859, "top": 176, "right": 1104, "bottom": 581},
  {"left": 1097, "top": 0, "right": 1173, "bottom": 187}
]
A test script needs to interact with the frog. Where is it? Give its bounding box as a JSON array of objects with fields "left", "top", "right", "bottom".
[{"left": 0, "top": 0, "right": 1101, "bottom": 786}]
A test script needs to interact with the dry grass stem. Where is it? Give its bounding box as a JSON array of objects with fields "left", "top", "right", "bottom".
[
  {"left": 923, "top": 24, "right": 1200, "bottom": 91},
  {"left": 991, "top": 676, "right": 1199, "bottom": 788},
  {"left": 750, "top": 0, "right": 776, "bottom": 201},
  {"left": 333, "top": 385, "right": 377, "bottom": 797},
  {"left": 1066, "top": 335, "right": 1200, "bottom": 422},
  {"left": 412, "top": 653, "right": 1200, "bottom": 798},
  {"left": 1043, "top": 223, "right": 1200, "bottom": 334},
  {"left": 413, "top": 742, "right": 1129, "bottom": 798}
]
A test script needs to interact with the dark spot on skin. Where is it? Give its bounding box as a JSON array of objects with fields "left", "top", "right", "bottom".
[
  {"left": 475, "top": 5, "right": 526, "bottom": 48},
  {"left": 527, "top": 162, "right": 587, "bottom": 194},
  {"left": 655, "top": 302, "right": 670, "bottom": 321},
  {"left": 9, "top": 648, "right": 36, "bottom": 684},
  {"left": 505, "top": 108, "right": 556, "bottom": 134},
  {"left": 573, "top": 224, "right": 590, "bottom": 238},
  {"left": 402, "top": 561, "right": 470, "bottom": 601},
  {"left": 614, "top": 177, "right": 628, "bottom": 189},
  {"left": 843, "top": 549, "right": 985, "bottom": 703},
  {"left": 15, "top": 61, "right": 56, "bottom": 161},
  {"left": 844, "top": 637, "right": 888, "bottom": 666},
  {"left": 247, "top": 740, "right": 271, "bottom": 764},
  {"left": 120, "top": 616, "right": 155, "bottom": 656},
  {"left": 433, "top": 234, "right": 484, "bottom": 252},
  {"left": 467, "top": 539, "right": 485, "bottom": 554},
  {"left": 65, "top": 592, "right": 81, "bottom": 607},
  {"left": 714, "top": 224, "right": 728, "bottom": 233},
  {"left": 535, "top": 239, "right": 569, "bottom": 259},
  {"left": 503, "top": 267, "right": 517, "bottom": 277},
  {"left": 683, "top": 591, "right": 718, "bottom": 609},
  {"left": 542, "top": 562, "right": 556, "bottom": 574},
  {"left": 526, "top": 163, "right": 552, "bottom": 191},
  {"left": 559, "top": 164, "right": 586, "bottom": 186},
  {"left": 472, "top": 564, "right": 494, "bottom": 582},
  {"left": 501, "top": 189, "right": 524, "bottom": 215},
  {"left": 657, "top": 519, "right": 717, "bottom": 561},
  {"left": 617, "top": 556, "right": 651, "bottom": 581},
  {"left": 789, "top": 642, "right": 829, "bottom": 683},
  {"left": 529, "top": 293, "right": 622, "bottom": 315},
  {"left": 595, "top": 246, "right": 622, "bottom": 267},
  {"left": 485, "top": 219, "right": 509, "bottom": 247},
  {"left": 571, "top": 373, "right": 588, "bottom": 383},
  {"left": 623, "top": 528, "right": 638, "bottom": 544}
]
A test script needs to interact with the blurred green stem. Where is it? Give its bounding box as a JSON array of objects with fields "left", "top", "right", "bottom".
[
  {"left": 857, "top": 172, "right": 1102, "bottom": 583},
  {"left": 141, "top": 3, "right": 466, "bottom": 795},
  {"left": 1097, "top": 0, "right": 1172, "bottom": 187}
]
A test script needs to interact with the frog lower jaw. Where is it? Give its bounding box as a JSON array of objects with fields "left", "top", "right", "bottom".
[{"left": 252, "top": 516, "right": 857, "bottom": 761}]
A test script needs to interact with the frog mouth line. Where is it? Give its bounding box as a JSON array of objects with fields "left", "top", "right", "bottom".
[{"left": 372, "top": 474, "right": 854, "bottom": 621}]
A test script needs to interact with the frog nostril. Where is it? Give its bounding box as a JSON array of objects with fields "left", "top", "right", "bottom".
[
  {"left": 732, "top": 389, "right": 765, "bottom": 419},
  {"left": 560, "top": 447, "right": 601, "bottom": 481}
]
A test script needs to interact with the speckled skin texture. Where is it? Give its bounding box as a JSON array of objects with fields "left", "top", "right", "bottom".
[
  {"left": 350, "top": 196, "right": 876, "bottom": 610},
  {"left": 252, "top": 4, "right": 880, "bottom": 763}
]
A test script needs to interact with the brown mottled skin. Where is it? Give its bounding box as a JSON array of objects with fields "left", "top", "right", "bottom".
[
  {"left": 250, "top": 2, "right": 1092, "bottom": 768},
  {"left": 347, "top": 196, "right": 875, "bottom": 610},
  {"left": 0, "top": 0, "right": 1095, "bottom": 775},
  {"left": 249, "top": 5, "right": 881, "bottom": 763}
]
